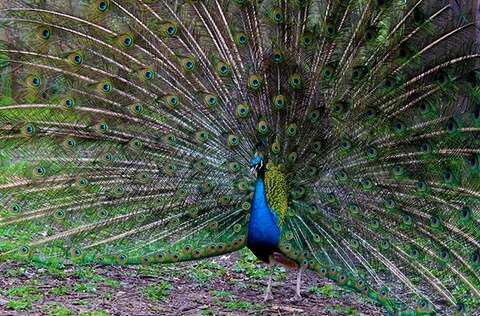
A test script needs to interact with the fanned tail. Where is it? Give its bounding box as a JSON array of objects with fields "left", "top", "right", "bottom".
[{"left": 0, "top": 0, "right": 479, "bottom": 314}]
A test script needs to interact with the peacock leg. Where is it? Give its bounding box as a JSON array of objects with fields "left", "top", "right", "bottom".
[
  {"left": 263, "top": 261, "right": 275, "bottom": 302},
  {"left": 293, "top": 265, "right": 306, "bottom": 301}
]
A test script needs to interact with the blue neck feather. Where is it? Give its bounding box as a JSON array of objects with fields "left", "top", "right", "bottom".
[{"left": 247, "top": 173, "right": 281, "bottom": 258}]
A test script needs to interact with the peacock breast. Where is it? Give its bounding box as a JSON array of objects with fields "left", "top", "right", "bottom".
[{"left": 247, "top": 163, "right": 289, "bottom": 261}]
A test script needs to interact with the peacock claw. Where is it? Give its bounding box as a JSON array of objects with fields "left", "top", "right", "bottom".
[
  {"left": 263, "top": 292, "right": 274, "bottom": 302},
  {"left": 290, "top": 294, "right": 303, "bottom": 303}
]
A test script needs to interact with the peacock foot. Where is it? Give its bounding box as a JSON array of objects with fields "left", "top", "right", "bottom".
[
  {"left": 263, "top": 291, "right": 274, "bottom": 302},
  {"left": 289, "top": 294, "right": 303, "bottom": 303}
]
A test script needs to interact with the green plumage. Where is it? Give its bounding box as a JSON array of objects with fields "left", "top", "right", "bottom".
[{"left": 0, "top": 0, "right": 479, "bottom": 314}]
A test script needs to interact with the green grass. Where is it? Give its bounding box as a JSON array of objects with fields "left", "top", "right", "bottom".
[
  {"left": 73, "top": 283, "right": 97, "bottom": 294},
  {"left": 50, "top": 286, "right": 70, "bottom": 297},
  {"left": 190, "top": 260, "right": 226, "bottom": 284},
  {"left": 210, "top": 287, "right": 262, "bottom": 312},
  {"left": 143, "top": 281, "right": 173, "bottom": 302},
  {"left": 222, "top": 300, "right": 255, "bottom": 311},
  {"left": 6, "top": 299, "right": 33, "bottom": 311},
  {"left": 42, "top": 303, "right": 73, "bottom": 316},
  {"left": 79, "top": 311, "right": 109, "bottom": 316},
  {"left": 103, "top": 278, "right": 121, "bottom": 289},
  {"left": 234, "top": 248, "right": 287, "bottom": 281},
  {"left": 4, "top": 285, "right": 43, "bottom": 311},
  {"left": 325, "top": 304, "right": 359, "bottom": 315},
  {"left": 308, "top": 284, "right": 341, "bottom": 298}
]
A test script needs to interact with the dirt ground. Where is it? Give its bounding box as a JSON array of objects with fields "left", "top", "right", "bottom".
[{"left": 0, "top": 251, "right": 384, "bottom": 316}]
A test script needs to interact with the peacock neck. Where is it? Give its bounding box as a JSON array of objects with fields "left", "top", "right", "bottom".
[{"left": 246, "top": 170, "right": 281, "bottom": 262}]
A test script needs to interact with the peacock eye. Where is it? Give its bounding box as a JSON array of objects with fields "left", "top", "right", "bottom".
[
  {"left": 440, "top": 249, "right": 448, "bottom": 258},
  {"left": 124, "top": 38, "right": 132, "bottom": 46},
  {"left": 36, "top": 166, "right": 45, "bottom": 175},
  {"left": 474, "top": 107, "right": 480, "bottom": 120},
  {"left": 419, "top": 103, "right": 428, "bottom": 113},
  {"left": 42, "top": 29, "right": 50, "bottom": 39},
  {"left": 366, "top": 109, "right": 375, "bottom": 118},
  {"left": 32, "top": 77, "right": 41, "bottom": 87},
  {"left": 103, "top": 83, "right": 111, "bottom": 92},
  {"left": 98, "top": 1, "right": 109, "bottom": 12},
  {"left": 274, "top": 13, "right": 283, "bottom": 23},
  {"left": 145, "top": 71, "right": 154, "bottom": 80},
  {"left": 65, "top": 98, "right": 75, "bottom": 108},
  {"left": 416, "top": 180, "right": 426, "bottom": 191},
  {"left": 167, "top": 26, "right": 175, "bottom": 35},
  {"left": 74, "top": 54, "right": 82, "bottom": 65},
  {"left": 12, "top": 204, "right": 21, "bottom": 213},
  {"left": 420, "top": 142, "right": 431, "bottom": 152},
  {"left": 461, "top": 207, "right": 471, "bottom": 219}
]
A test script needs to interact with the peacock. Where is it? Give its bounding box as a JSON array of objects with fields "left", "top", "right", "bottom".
[{"left": 0, "top": 0, "right": 479, "bottom": 314}]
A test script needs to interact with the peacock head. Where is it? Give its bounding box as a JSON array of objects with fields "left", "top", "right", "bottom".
[
  {"left": 250, "top": 141, "right": 267, "bottom": 175},
  {"left": 250, "top": 155, "right": 265, "bottom": 174}
]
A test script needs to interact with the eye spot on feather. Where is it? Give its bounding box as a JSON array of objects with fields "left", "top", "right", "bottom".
[
  {"left": 54, "top": 210, "right": 66, "bottom": 220},
  {"left": 460, "top": 207, "right": 471, "bottom": 219},
  {"left": 415, "top": 180, "right": 427, "bottom": 192},
  {"left": 420, "top": 142, "right": 432, "bottom": 153},
  {"left": 24, "top": 124, "right": 35, "bottom": 136},
  {"left": 204, "top": 95, "right": 218, "bottom": 109},
  {"left": 100, "top": 82, "right": 112, "bottom": 94},
  {"left": 72, "top": 53, "right": 83, "bottom": 65},
  {"left": 440, "top": 249, "right": 449, "bottom": 260},
  {"left": 289, "top": 74, "right": 303, "bottom": 89},
  {"left": 325, "top": 25, "right": 335, "bottom": 36},
  {"left": 104, "top": 153, "right": 113, "bottom": 162},
  {"left": 472, "top": 252, "right": 480, "bottom": 264},
  {"left": 144, "top": 70, "right": 154, "bottom": 80},
  {"left": 61, "top": 97, "right": 75, "bottom": 109},
  {"left": 216, "top": 62, "right": 232, "bottom": 77},
  {"left": 30, "top": 76, "right": 41, "bottom": 88},
  {"left": 236, "top": 104, "right": 250, "bottom": 118},
  {"left": 19, "top": 245, "right": 30, "bottom": 256},
  {"left": 11, "top": 203, "right": 22, "bottom": 214},
  {"left": 41, "top": 29, "right": 50, "bottom": 40},
  {"left": 272, "top": 51, "right": 284, "bottom": 63},
  {"left": 124, "top": 37, "right": 132, "bottom": 46},
  {"left": 97, "top": 0, "right": 110, "bottom": 12},
  {"left": 248, "top": 75, "right": 263, "bottom": 91},
  {"left": 227, "top": 134, "right": 240, "bottom": 147},
  {"left": 161, "top": 22, "right": 178, "bottom": 38},
  {"left": 365, "top": 108, "right": 376, "bottom": 119},
  {"left": 35, "top": 166, "right": 46, "bottom": 176}
]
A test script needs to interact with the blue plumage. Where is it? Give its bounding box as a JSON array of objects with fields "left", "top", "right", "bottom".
[{"left": 247, "top": 173, "right": 281, "bottom": 262}]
